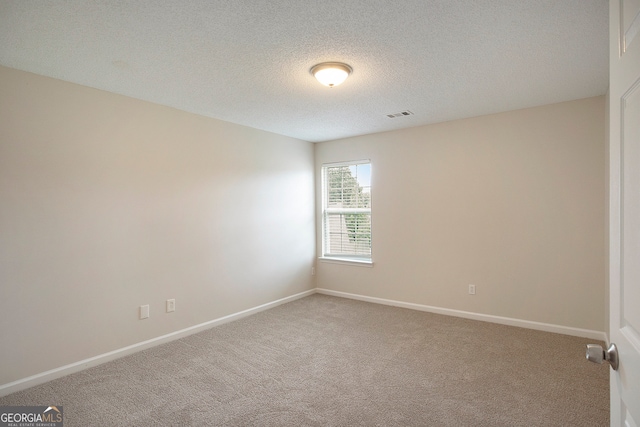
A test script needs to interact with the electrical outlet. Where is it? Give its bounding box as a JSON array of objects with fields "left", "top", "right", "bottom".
[
  {"left": 166, "top": 299, "right": 175, "bottom": 313},
  {"left": 140, "top": 304, "right": 149, "bottom": 319},
  {"left": 311, "top": 267, "right": 315, "bottom": 276},
  {"left": 468, "top": 284, "right": 476, "bottom": 295}
]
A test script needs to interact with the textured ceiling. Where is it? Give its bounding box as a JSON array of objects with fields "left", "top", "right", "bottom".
[{"left": 0, "top": 1, "right": 608, "bottom": 142}]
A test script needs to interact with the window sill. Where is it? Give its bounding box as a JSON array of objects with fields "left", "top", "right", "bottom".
[{"left": 318, "top": 257, "right": 374, "bottom": 267}]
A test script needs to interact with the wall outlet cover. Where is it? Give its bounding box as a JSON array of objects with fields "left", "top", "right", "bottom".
[{"left": 140, "top": 304, "right": 150, "bottom": 319}]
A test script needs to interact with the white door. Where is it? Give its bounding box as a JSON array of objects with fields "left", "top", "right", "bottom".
[{"left": 610, "top": 0, "right": 640, "bottom": 425}]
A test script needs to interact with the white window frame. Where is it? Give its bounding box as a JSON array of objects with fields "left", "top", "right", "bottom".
[{"left": 320, "top": 160, "right": 372, "bottom": 265}]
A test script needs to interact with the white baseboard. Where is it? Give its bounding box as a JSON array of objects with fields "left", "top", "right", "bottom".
[
  {"left": 0, "top": 289, "right": 315, "bottom": 397},
  {"left": 1, "top": 287, "right": 606, "bottom": 397},
  {"left": 316, "top": 288, "right": 607, "bottom": 342}
]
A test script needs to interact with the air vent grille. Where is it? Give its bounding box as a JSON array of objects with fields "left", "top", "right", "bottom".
[{"left": 386, "top": 110, "right": 414, "bottom": 119}]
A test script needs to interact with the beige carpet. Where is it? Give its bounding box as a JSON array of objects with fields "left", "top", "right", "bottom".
[{"left": 0, "top": 294, "right": 609, "bottom": 426}]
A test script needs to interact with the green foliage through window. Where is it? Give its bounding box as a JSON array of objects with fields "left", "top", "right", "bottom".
[{"left": 323, "top": 162, "right": 371, "bottom": 259}]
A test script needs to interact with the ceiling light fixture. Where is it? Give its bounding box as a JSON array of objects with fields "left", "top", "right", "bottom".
[{"left": 310, "top": 62, "right": 352, "bottom": 88}]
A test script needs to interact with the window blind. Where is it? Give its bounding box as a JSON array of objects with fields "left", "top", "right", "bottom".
[{"left": 322, "top": 162, "right": 371, "bottom": 259}]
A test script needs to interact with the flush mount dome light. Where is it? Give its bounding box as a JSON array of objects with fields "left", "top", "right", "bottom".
[{"left": 310, "top": 62, "right": 352, "bottom": 87}]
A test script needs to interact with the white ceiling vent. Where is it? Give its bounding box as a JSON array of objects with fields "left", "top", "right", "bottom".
[{"left": 386, "top": 110, "right": 414, "bottom": 119}]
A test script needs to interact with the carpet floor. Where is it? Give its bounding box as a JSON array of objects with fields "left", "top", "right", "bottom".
[{"left": 0, "top": 294, "right": 609, "bottom": 426}]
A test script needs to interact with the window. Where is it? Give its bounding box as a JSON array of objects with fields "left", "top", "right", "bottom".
[{"left": 322, "top": 161, "right": 372, "bottom": 262}]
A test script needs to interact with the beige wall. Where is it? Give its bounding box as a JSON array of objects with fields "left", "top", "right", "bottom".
[
  {"left": 0, "top": 64, "right": 606, "bottom": 387},
  {"left": 315, "top": 97, "right": 606, "bottom": 332},
  {"left": 0, "top": 66, "right": 315, "bottom": 385}
]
